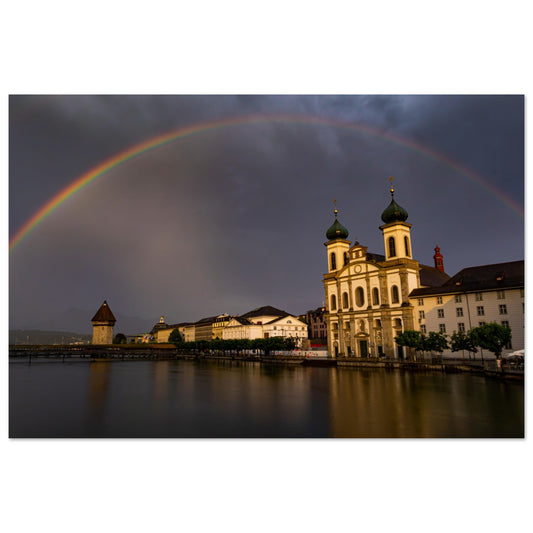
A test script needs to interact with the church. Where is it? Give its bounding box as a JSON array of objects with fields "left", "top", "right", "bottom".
[{"left": 322, "top": 180, "right": 449, "bottom": 359}]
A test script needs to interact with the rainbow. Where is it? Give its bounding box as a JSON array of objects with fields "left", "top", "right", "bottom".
[{"left": 9, "top": 113, "right": 524, "bottom": 252}]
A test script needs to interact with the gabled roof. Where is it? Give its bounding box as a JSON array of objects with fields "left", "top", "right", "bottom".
[
  {"left": 265, "top": 315, "right": 305, "bottom": 325},
  {"left": 91, "top": 301, "right": 116, "bottom": 324},
  {"left": 227, "top": 317, "right": 254, "bottom": 326},
  {"left": 240, "top": 305, "right": 289, "bottom": 319},
  {"left": 410, "top": 260, "right": 524, "bottom": 297}
]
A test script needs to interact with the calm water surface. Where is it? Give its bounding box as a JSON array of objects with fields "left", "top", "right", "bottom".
[{"left": 9, "top": 359, "right": 524, "bottom": 438}]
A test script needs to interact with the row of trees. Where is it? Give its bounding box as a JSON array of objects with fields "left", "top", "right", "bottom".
[
  {"left": 168, "top": 329, "right": 298, "bottom": 355},
  {"left": 394, "top": 323, "right": 511, "bottom": 362}
]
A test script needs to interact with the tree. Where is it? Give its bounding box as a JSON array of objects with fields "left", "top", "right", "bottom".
[
  {"left": 421, "top": 331, "right": 448, "bottom": 359},
  {"left": 394, "top": 330, "right": 423, "bottom": 360},
  {"left": 113, "top": 333, "right": 127, "bottom": 344},
  {"left": 450, "top": 330, "right": 478, "bottom": 360},
  {"left": 470, "top": 323, "right": 511, "bottom": 361},
  {"left": 168, "top": 329, "right": 183, "bottom": 345}
]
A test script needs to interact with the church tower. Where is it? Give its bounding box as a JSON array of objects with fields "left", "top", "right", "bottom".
[
  {"left": 379, "top": 177, "right": 413, "bottom": 261},
  {"left": 433, "top": 245, "right": 445, "bottom": 273},
  {"left": 91, "top": 300, "right": 116, "bottom": 344},
  {"left": 324, "top": 200, "right": 351, "bottom": 274}
]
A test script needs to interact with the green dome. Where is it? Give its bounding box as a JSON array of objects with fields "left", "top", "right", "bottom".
[
  {"left": 326, "top": 211, "right": 349, "bottom": 240},
  {"left": 381, "top": 195, "right": 408, "bottom": 224}
]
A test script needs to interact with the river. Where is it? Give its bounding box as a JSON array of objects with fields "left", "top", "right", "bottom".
[{"left": 9, "top": 358, "right": 524, "bottom": 438}]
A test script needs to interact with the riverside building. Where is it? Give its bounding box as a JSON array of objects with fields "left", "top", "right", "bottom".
[{"left": 322, "top": 182, "right": 523, "bottom": 359}]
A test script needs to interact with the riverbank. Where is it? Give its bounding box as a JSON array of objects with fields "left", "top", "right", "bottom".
[{"left": 9, "top": 345, "right": 524, "bottom": 381}]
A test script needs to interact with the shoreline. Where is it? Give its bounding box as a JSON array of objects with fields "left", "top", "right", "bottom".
[{"left": 9, "top": 345, "right": 524, "bottom": 381}]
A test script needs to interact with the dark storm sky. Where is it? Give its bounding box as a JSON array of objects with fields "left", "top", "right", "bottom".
[{"left": 9, "top": 95, "right": 524, "bottom": 333}]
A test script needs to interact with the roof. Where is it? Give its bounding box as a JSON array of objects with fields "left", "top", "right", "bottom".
[
  {"left": 91, "top": 301, "right": 116, "bottom": 324},
  {"left": 366, "top": 252, "right": 385, "bottom": 262},
  {"left": 410, "top": 260, "right": 524, "bottom": 297},
  {"left": 240, "top": 305, "right": 289, "bottom": 319},
  {"left": 419, "top": 264, "right": 450, "bottom": 287},
  {"left": 195, "top": 315, "right": 219, "bottom": 325},
  {"left": 227, "top": 317, "right": 254, "bottom": 326}
]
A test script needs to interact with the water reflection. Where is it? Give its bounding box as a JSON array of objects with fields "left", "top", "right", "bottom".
[
  {"left": 328, "top": 369, "right": 523, "bottom": 437},
  {"left": 10, "top": 360, "right": 524, "bottom": 438}
]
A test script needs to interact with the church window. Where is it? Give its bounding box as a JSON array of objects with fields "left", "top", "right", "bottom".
[
  {"left": 436, "top": 296, "right": 443, "bottom": 304},
  {"left": 331, "top": 294, "right": 337, "bottom": 311},
  {"left": 342, "top": 292, "right": 349, "bottom": 309},
  {"left": 475, "top": 293, "right": 483, "bottom": 301},
  {"left": 438, "top": 309, "right": 445, "bottom": 318},
  {"left": 458, "top": 323, "right": 465, "bottom": 332},
  {"left": 372, "top": 288, "right": 380, "bottom": 306},
  {"left": 420, "top": 325, "right": 426, "bottom": 334},
  {"left": 499, "top": 304, "right": 507, "bottom": 315},
  {"left": 456, "top": 307, "right": 463, "bottom": 317},
  {"left": 439, "top": 324, "right": 446, "bottom": 333},
  {"left": 477, "top": 306, "right": 484, "bottom": 316},
  {"left": 497, "top": 290, "right": 505, "bottom": 299},
  {"left": 479, "top": 321, "right": 486, "bottom": 326},
  {"left": 419, "top": 310, "right": 425, "bottom": 319},
  {"left": 330, "top": 253, "right": 337, "bottom": 270},
  {"left": 388, "top": 237, "right": 396, "bottom": 257},
  {"left": 391, "top": 285, "right": 400, "bottom": 304},
  {"left": 404, "top": 236, "right": 411, "bottom": 257},
  {"left": 343, "top": 252, "right": 349, "bottom": 266},
  {"left": 355, "top": 287, "right": 365, "bottom": 307},
  {"left": 501, "top": 320, "right": 509, "bottom": 328},
  {"left": 455, "top": 295, "right": 462, "bottom": 303},
  {"left": 418, "top": 298, "right": 424, "bottom": 306}
]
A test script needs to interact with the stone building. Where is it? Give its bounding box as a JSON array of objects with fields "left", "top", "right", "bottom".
[
  {"left": 322, "top": 183, "right": 448, "bottom": 358},
  {"left": 91, "top": 300, "right": 116, "bottom": 344}
]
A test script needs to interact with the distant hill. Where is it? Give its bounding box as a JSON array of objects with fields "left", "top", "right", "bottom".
[
  {"left": 9, "top": 330, "right": 92, "bottom": 345},
  {"left": 12, "top": 307, "right": 156, "bottom": 336}
]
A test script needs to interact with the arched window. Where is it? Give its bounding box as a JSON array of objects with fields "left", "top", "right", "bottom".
[
  {"left": 355, "top": 287, "right": 365, "bottom": 307},
  {"left": 343, "top": 252, "right": 349, "bottom": 266},
  {"left": 342, "top": 292, "right": 349, "bottom": 309},
  {"left": 330, "top": 252, "right": 337, "bottom": 270},
  {"left": 372, "top": 287, "right": 380, "bottom": 306},
  {"left": 391, "top": 285, "right": 400, "bottom": 304},
  {"left": 388, "top": 237, "right": 396, "bottom": 257},
  {"left": 330, "top": 294, "right": 337, "bottom": 311},
  {"left": 404, "top": 236, "right": 410, "bottom": 257}
]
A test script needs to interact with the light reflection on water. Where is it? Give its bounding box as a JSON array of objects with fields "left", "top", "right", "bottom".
[{"left": 9, "top": 359, "right": 524, "bottom": 438}]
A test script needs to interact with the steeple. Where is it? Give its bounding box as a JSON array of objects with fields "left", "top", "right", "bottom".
[
  {"left": 381, "top": 176, "right": 409, "bottom": 224},
  {"left": 326, "top": 199, "right": 349, "bottom": 241},
  {"left": 379, "top": 177, "right": 413, "bottom": 261},
  {"left": 433, "top": 245, "right": 445, "bottom": 273},
  {"left": 324, "top": 199, "right": 351, "bottom": 273}
]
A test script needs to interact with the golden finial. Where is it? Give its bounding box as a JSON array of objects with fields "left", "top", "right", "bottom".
[
  {"left": 334, "top": 198, "right": 338, "bottom": 215},
  {"left": 389, "top": 176, "right": 394, "bottom": 195}
]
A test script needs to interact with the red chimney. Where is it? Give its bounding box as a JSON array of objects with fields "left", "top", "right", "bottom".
[{"left": 433, "top": 245, "right": 445, "bottom": 273}]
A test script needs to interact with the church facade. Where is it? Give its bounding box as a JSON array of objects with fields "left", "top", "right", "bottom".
[{"left": 322, "top": 183, "right": 448, "bottom": 359}]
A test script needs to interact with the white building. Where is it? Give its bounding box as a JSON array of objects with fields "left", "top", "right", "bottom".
[
  {"left": 410, "top": 260, "right": 524, "bottom": 357},
  {"left": 222, "top": 306, "right": 308, "bottom": 346}
]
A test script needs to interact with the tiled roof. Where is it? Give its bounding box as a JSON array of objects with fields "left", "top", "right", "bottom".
[
  {"left": 91, "top": 301, "right": 116, "bottom": 324},
  {"left": 410, "top": 260, "right": 524, "bottom": 297}
]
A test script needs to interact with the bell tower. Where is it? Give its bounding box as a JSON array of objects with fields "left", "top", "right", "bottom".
[
  {"left": 379, "top": 177, "right": 413, "bottom": 261},
  {"left": 324, "top": 200, "right": 351, "bottom": 273}
]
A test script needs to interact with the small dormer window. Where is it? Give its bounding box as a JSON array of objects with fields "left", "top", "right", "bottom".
[
  {"left": 455, "top": 279, "right": 463, "bottom": 286},
  {"left": 496, "top": 272, "right": 505, "bottom": 281}
]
